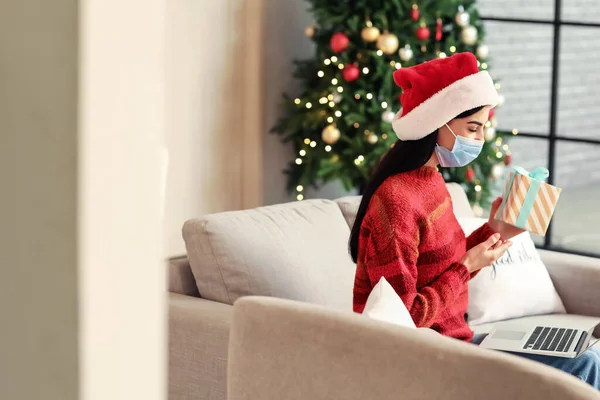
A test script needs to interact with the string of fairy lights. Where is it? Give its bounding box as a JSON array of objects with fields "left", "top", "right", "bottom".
[{"left": 291, "top": 45, "right": 517, "bottom": 204}]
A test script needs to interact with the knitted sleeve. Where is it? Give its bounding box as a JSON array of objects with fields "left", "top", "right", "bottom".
[{"left": 363, "top": 196, "right": 470, "bottom": 328}]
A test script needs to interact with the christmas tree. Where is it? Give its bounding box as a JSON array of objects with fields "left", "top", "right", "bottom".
[{"left": 271, "top": 0, "right": 515, "bottom": 214}]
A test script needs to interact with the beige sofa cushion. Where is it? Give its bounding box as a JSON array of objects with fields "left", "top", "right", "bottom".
[
  {"left": 183, "top": 199, "right": 355, "bottom": 311},
  {"left": 335, "top": 182, "right": 474, "bottom": 229},
  {"left": 335, "top": 195, "right": 361, "bottom": 229}
]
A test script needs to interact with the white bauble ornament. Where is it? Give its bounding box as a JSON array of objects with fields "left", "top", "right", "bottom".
[
  {"left": 382, "top": 110, "right": 395, "bottom": 123},
  {"left": 399, "top": 45, "right": 413, "bottom": 61},
  {"left": 484, "top": 127, "right": 496, "bottom": 142},
  {"left": 461, "top": 25, "right": 478, "bottom": 45},
  {"left": 490, "top": 116, "right": 498, "bottom": 127},
  {"left": 491, "top": 163, "right": 505, "bottom": 180},
  {"left": 476, "top": 44, "right": 489, "bottom": 59},
  {"left": 332, "top": 92, "right": 342, "bottom": 103},
  {"left": 377, "top": 32, "right": 400, "bottom": 55},
  {"left": 455, "top": 11, "right": 470, "bottom": 27},
  {"left": 367, "top": 134, "right": 378, "bottom": 144},
  {"left": 321, "top": 124, "right": 341, "bottom": 144},
  {"left": 497, "top": 94, "right": 505, "bottom": 107},
  {"left": 472, "top": 204, "right": 484, "bottom": 218}
]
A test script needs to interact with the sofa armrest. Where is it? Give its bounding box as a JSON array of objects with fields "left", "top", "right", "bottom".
[
  {"left": 539, "top": 249, "right": 600, "bottom": 317},
  {"left": 229, "top": 296, "right": 598, "bottom": 400},
  {"left": 169, "top": 293, "right": 232, "bottom": 400},
  {"left": 168, "top": 257, "right": 200, "bottom": 297}
]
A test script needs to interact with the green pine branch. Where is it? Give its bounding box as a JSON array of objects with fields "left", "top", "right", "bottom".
[{"left": 272, "top": 0, "right": 515, "bottom": 209}]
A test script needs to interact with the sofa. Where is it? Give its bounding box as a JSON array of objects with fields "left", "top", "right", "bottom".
[{"left": 168, "top": 183, "right": 600, "bottom": 400}]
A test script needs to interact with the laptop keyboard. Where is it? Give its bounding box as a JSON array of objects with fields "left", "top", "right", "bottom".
[{"left": 522, "top": 326, "right": 579, "bottom": 352}]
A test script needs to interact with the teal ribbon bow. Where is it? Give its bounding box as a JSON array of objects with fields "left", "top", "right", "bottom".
[
  {"left": 513, "top": 166, "right": 549, "bottom": 181},
  {"left": 497, "top": 166, "right": 550, "bottom": 229}
]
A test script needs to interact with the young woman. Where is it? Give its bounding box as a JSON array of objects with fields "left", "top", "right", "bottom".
[{"left": 350, "top": 52, "right": 600, "bottom": 389}]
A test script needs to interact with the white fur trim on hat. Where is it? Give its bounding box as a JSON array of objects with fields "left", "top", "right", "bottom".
[{"left": 392, "top": 71, "right": 499, "bottom": 141}]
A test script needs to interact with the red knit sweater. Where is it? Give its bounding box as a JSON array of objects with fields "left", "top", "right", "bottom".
[{"left": 353, "top": 166, "right": 496, "bottom": 342}]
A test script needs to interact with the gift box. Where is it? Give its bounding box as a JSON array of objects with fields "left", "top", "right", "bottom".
[{"left": 495, "top": 166, "right": 562, "bottom": 236}]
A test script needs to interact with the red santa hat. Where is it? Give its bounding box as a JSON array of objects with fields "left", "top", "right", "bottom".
[{"left": 391, "top": 52, "right": 498, "bottom": 141}]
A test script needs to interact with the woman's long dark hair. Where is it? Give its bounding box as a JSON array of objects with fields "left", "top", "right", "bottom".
[{"left": 349, "top": 106, "right": 484, "bottom": 263}]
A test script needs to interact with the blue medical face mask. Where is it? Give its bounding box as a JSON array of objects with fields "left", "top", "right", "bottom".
[{"left": 435, "top": 124, "right": 484, "bottom": 168}]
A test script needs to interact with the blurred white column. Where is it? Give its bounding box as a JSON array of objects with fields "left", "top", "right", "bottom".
[
  {"left": 79, "top": 0, "right": 167, "bottom": 399},
  {"left": 0, "top": 0, "right": 167, "bottom": 399}
]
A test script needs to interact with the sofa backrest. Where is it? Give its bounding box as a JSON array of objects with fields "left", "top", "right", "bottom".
[
  {"left": 182, "top": 199, "right": 356, "bottom": 311},
  {"left": 170, "top": 182, "right": 474, "bottom": 306}
]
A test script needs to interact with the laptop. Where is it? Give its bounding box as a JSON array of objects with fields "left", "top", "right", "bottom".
[{"left": 479, "top": 316, "right": 600, "bottom": 359}]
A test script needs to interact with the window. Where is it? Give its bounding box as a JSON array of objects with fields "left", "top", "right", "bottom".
[{"left": 481, "top": 0, "right": 600, "bottom": 258}]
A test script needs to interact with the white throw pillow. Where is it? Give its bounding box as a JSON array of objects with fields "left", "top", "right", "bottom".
[
  {"left": 362, "top": 277, "right": 416, "bottom": 328},
  {"left": 458, "top": 217, "right": 566, "bottom": 326}
]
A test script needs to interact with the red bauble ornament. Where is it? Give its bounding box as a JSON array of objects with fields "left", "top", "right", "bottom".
[
  {"left": 411, "top": 4, "right": 420, "bottom": 21},
  {"left": 435, "top": 18, "right": 443, "bottom": 41},
  {"left": 330, "top": 32, "right": 350, "bottom": 53},
  {"left": 416, "top": 24, "right": 430, "bottom": 41},
  {"left": 488, "top": 108, "right": 495, "bottom": 119},
  {"left": 465, "top": 167, "right": 475, "bottom": 182},
  {"left": 505, "top": 154, "right": 513, "bottom": 165},
  {"left": 342, "top": 64, "right": 360, "bottom": 82}
]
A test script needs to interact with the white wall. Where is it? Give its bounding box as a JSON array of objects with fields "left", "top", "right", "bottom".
[
  {"left": 164, "top": 0, "right": 348, "bottom": 257},
  {"left": 0, "top": 0, "right": 166, "bottom": 399},
  {"left": 263, "top": 0, "right": 356, "bottom": 205},
  {"left": 165, "top": 0, "right": 229, "bottom": 256},
  {"left": 165, "top": 0, "right": 266, "bottom": 256},
  {"left": 263, "top": 0, "right": 311, "bottom": 205}
]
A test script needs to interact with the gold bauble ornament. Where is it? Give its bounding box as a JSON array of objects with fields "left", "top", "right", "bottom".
[
  {"left": 367, "top": 134, "right": 378, "bottom": 144},
  {"left": 321, "top": 124, "right": 341, "bottom": 145},
  {"left": 361, "top": 19, "right": 380, "bottom": 42},
  {"left": 305, "top": 24, "right": 316, "bottom": 38},
  {"left": 461, "top": 25, "right": 478, "bottom": 45},
  {"left": 361, "top": 26, "right": 380, "bottom": 42},
  {"left": 377, "top": 31, "right": 400, "bottom": 55}
]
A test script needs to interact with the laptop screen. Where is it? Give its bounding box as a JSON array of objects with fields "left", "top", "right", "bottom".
[{"left": 587, "top": 337, "right": 600, "bottom": 351}]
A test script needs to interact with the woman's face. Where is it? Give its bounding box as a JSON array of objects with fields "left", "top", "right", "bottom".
[{"left": 438, "top": 106, "right": 492, "bottom": 150}]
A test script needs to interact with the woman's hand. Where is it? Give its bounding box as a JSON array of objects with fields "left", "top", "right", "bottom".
[
  {"left": 488, "top": 197, "right": 526, "bottom": 240},
  {"left": 461, "top": 233, "right": 512, "bottom": 274}
]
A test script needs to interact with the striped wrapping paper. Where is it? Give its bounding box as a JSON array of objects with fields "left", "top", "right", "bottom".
[{"left": 495, "top": 166, "right": 562, "bottom": 236}]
